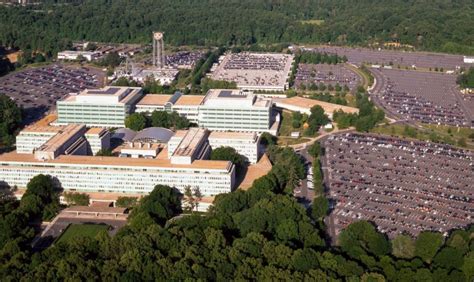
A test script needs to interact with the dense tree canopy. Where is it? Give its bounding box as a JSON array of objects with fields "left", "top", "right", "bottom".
[
  {"left": 0, "top": 0, "right": 473, "bottom": 55},
  {"left": 125, "top": 113, "right": 147, "bottom": 131},
  {"left": 457, "top": 67, "right": 474, "bottom": 88},
  {"left": 210, "top": 146, "right": 246, "bottom": 172},
  {"left": 0, "top": 94, "right": 22, "bottom": 147}
]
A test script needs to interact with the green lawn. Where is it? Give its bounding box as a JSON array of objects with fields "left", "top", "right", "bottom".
[
  {"left": 370, "top": 123, "right": 474, "bottom": 150},
  {"left": 279, "top": 111, "right": 305, "bottom": 137},
  {"left": 56, "top": 224, "right": 109, "bottom": 244},
  {"left": 277, "top": 137, "right": 311, "bottom": 146}
]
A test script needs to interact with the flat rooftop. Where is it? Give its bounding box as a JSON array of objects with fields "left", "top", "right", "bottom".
[
  {"left": 174, "top": 95, "right": 205, "bottom": 106},
  {"left": 205, "top": 89, "right": 251, "bottom": 100},
  {"left": 202, "top": 89, "right": 271, "bottom": 108},
  {"left": 61, "top": 86, "right": 142, "bottom": 104},
  {"left": 136, "top": 94, "right": 173, "bottom": 106},
  {"left": 0, "top": 151, "right": 232, "bottom": 170},
  {"left": 36, "top": 124, "right": 86, "bottom": 153},
  {"left": 173, "top": 128, "right": 209, "bottom": 157},
  {"left": 275, "top": 96, "right": 359, "bottom": 114},
  {"left": 85, "top": 127, "right": 108, "bottom": 135},
  {"left": 21, "top": 125, "right": 64, "bottom": 134},
  {"left": 209, "top": 131, "right": 257, "bottom": 141}
]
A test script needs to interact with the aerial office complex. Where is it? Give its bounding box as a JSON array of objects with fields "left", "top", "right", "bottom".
[
  {"left": 56, "top": 86, "right": 143, "bottom": 127},
  {"left": 136, "top": 89, "right": 277, "bottom": 134},
  {"left": 0, "top": 125, "right": 235, "bottom": 196}
]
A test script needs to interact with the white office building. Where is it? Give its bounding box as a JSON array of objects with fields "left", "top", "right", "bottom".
[
  {"left": 198, "top": 89, "right": 273, "bottom": 133},
  {"left": 135, "top": 92, "right": 204, "bottom": 124},
  {"left": 0, "top": 153, "right": 234, "bottom": 196},
  {"left": 57, "top": 50, "right": 100, "bottom": 62},
  {"left": 208, "top": 131, "right": 260, "bottom": 164},
  {"left": 56, "top": 86, "right": 143, "bottom": 128},
  {"left": 16, "top": 126, "right": 62, "bottom": 154}
]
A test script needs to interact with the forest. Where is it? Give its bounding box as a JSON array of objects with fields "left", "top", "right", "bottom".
[{"left": 0, "top": 0, "right": 473, "bottom": 55}]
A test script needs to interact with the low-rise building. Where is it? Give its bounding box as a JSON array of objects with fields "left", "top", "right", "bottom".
[
  {"left": 57, "top": 50, "right": 100, "bottom": 61},
  {"left": 273, "top": 96, "right": 359, "bottom": 119}
]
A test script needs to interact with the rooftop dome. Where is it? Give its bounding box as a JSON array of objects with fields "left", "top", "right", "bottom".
[
  {"left": 112, "top": 128, "right": 137, "bottom": 142},
  {"left": 132, "top": 127, "right": 175, "bottom": 143}
]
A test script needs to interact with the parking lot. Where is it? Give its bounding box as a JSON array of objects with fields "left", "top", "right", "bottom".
[
  {"left": 166, "top": 51, "right": 205, "bottom": 69},
  {"left": 210, "top": 52, "right": 293, "bottom": 90},
  {"left": 295, "top": 63, "right": 362, "bottom": 91},
  {"left": 371, "top": 68, "right": 473, "bottom": 126},
  {"left": 0, "top": 64, "right": 104, "bottom": 123},
  {"left": 323, "top": 133, "right": 473, "bottom": 239},
  {"left": 302, "top": 46, "right": 468, "bottom": 70}
]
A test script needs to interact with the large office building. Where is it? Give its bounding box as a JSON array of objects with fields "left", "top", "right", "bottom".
[
  {"left": 0, "top": 153, "right": 234, "bottom": 196},
  {"left": 135, "top": 89, "right": 276, "bottom": 134},
  {"left": 135, "top": 92, "right": 204, "bottom": 124},
  {"left": 0, "top": 125, "right": 235, "bottom": 196},
  {"left": 198, "top": 89, "right": 274, "bottom": 133},
  {"left": 56, "top": 86, "right": 143, "bottom": 128}
]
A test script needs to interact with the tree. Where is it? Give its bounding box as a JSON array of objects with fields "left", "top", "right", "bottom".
[
  {"left": 339, "top": 221, "right": 391, "bottom": 259},
  {"left": 0, "top": 95, "right": 22, "bottom": 145},
  {"left": 260, "top": 132, "right": 277, "bottom": 147},
  {"left": 151, "top": 111, "right": 170, "bottom": 128},
  {"left": 308, "top": 142, "right": 321, "bottom": 158},
  {"left": 311, "top": 196, "right": 329, "bottom": 220},
  {"left": 183, "top": 186, "right": 196, "bottom": 212},
  {"left": 211, "top": 147, "right": 246, "bottom": 171},
  {"left": 457, "top": 67, "right": 474, "bottom": 88},
  {"left": 115, "top": 196, "right": 138, "bottom": 208},
  {"left": 433, "top": 247, "right": 464, "bottom": 271},
  {"left": 96, "top": 148, "right": 113, "bottom": 156},
  {"left": 125, "top": 113, "right": 147, "bottom": 131},
  {"left": 23, "top": 174, "right": 57, "bottom": 205},
  {"left": 21, "top": 174, "right": 60, "bottom": 220},
  {"left": 305, "top": 105, "right": 329, "bottom": 136},
  {"left": 131, "top": 185, "right": 182, "bottom": 224},
  {"left": 193, "top": 187, "right": 203, "bottom": 211},
  {"left": 99, "top": 52, "right": 121, "bottom": 68},
  {"left": 63, "top": 192, "right": 90, "bottom": 206},
  {"left": 414, "top": 231, "right": 444, "bottom": 263},
  {"left": 392, "top": 234, "right": 415, "bottom": 259}
]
